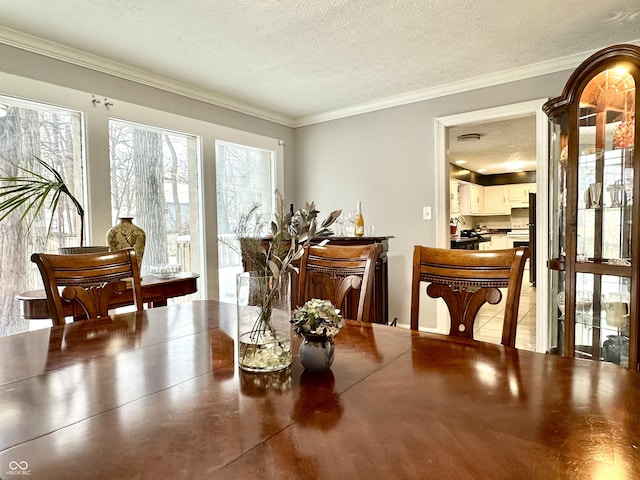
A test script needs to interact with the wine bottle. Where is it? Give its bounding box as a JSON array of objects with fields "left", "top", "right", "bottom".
[{"left": 354, "top": 201, "right": 365, "bottom": 237}]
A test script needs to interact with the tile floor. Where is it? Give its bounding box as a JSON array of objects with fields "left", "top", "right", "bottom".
[{"left": 474, "top": 269, "right": 536, "bottom": 351}]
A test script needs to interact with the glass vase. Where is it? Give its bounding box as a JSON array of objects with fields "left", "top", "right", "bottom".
[
  {"left": 588, "top": 182, "right": 602, "bottom": 208},
  {"left": 236, "top": 272, "right": 292, "bottom": 372}
]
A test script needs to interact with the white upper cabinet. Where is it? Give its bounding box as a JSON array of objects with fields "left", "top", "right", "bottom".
[
  {"left": 457, "top": 182, "right": 536, "bottom": 215},
  {"left": 483, "top": 185, "right": 510, "bottom": 215},
  {"left": 459, "top": 183, "right": 484, "bottom": 215},
  {"left": 450, "top": 180, "right": 460, "bottom": 216},
  {"left": 508, "top": 183, "right": 536, "bottom": 207}
]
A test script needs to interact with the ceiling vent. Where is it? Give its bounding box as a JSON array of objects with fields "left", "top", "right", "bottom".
[{"left": 456, "top": 133, "right": 481, "bottom": 142}]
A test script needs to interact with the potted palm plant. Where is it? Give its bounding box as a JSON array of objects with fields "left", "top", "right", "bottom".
[{"left": 0, "top": 155, "right": 86, "bottom": 247}]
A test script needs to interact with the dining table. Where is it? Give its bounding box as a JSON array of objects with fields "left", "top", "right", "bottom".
[
  {"left": 1, "top": 300, "right": 638, "bottom": 479},
  {"left": 15, "top": 272, "right": 199, "bottom": 320}
]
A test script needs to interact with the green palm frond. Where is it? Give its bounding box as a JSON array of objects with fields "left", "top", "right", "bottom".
[{"left": 0, "top": 156, "right": 85, "bottom": 246}]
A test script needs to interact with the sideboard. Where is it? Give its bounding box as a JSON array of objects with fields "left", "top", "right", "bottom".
[{"left": 255, "top": 236, "right": 392, "bottom": 324}]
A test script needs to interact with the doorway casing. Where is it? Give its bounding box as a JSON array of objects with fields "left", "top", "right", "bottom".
[{"left": 434, "top": 99, "right": 549, "bottom": 353}]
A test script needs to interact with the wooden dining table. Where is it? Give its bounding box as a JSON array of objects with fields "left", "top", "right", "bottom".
[
  {"left": 1, "top": 300, "right": 638, "bottom": 479},
  {"left": 15, "top": 272, "right": 199, "bottom": 320}
]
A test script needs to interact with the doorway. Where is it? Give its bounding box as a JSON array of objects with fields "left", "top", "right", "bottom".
[{"left": 434, "top": 99, "right": 549, "bottom": 353}]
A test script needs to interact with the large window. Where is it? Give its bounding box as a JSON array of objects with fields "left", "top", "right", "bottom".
[
  {"left": 215, "top": 140, "right": 276, "bottom": 301},
  {"left": 0, "top": 72, "right": 283, "bottom": 336},
  {"left": 0, "top": 95, "right": 84, "bottom": 335},
  {"left": 109, "top": 119, "right": 201, "bottom": 276}
]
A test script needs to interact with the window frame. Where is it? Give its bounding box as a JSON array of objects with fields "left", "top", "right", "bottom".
[{"left": 0, "top": 71, "right": 284, "bottom": 301}]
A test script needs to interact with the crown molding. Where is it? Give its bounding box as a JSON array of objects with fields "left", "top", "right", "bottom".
[
  {"left": 2, "top": 26, "right": 638, "bottom": 129},
  {"left": 293, "top": 39, "right": 640, "bottom": 127},
  {"left": 0, "top": 26, "right": 295, "bottom": 127}
]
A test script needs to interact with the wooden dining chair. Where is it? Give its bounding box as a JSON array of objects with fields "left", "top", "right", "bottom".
[
  {"left": 298, "top": 243, "right": 383, "bottom": 322},
  {"left": 31, "top": 248, "right": 143, "bottom": 326},
  {"left": 410, "top": 246, "right": 528, "bottom": 347}
]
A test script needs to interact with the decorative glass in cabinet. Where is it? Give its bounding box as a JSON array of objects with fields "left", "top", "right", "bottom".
[{"left": 543, "top": 45, "right": 639, "bottom": 370}]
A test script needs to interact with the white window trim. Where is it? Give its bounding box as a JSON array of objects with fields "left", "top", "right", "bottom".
[{"left": 0, "top": 71, "right": 284, "bottom": 300}]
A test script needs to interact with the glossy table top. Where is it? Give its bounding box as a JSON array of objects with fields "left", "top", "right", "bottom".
[
  {"left": 1, "top": 300, "right": 639, "bottom": 479},
  {"left": 15, "top": 272, "right": 199, "bottom": 319}
]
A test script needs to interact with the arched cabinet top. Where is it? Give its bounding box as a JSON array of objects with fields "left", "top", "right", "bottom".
[{"left": 542, "top": 44, "right": 640, "bottom": 118}]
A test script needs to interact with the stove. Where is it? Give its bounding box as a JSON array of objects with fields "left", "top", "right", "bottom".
[
  {"left": 507, "top": 222, "right": 530, "bottom": 242},
  {"left": 507, "top": 229, "right": 530, "bottom": 241}
]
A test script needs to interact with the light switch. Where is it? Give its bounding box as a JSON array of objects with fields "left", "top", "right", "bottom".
[{"left": 423, "top": 206, "right": 432, "bottom": 220}]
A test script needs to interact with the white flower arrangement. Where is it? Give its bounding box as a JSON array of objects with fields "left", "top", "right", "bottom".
[{"left": 291, "top": 298, "right": 344, "bottom": 338}]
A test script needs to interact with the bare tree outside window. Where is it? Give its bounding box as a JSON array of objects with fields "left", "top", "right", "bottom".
[
  {"left": 0, "top": 96, "right": 83, "bottom": 335},
  {"left": 109, "top": 120, "right": 199, "bottom": 277}
]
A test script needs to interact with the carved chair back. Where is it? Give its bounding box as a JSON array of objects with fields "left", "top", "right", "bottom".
[
  {"left": 31, "top": 248, "right": 142, "bottom": 326},
  {"left": 410, "top": 246, "right": 528, "bottom": 347},
  {"left": 298, "top": 243, "right": 383, "bottom": 321}
]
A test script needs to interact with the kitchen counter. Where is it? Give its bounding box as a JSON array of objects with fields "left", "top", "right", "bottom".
[{"left": 450, "top": 234, "right": 490, "bottom": 250}]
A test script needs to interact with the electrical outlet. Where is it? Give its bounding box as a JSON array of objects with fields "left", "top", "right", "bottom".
[{"left": 423, "top": 206, "right": 432, "bottom": 220}]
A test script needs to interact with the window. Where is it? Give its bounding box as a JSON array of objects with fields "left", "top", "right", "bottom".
[
  {"left": 0, "top": 72, "right": 283, "bottom": 335},
  {"left": 0, "top": 95, "right": 84, "bottom": 334},
  {"left": 109, "top": 119, "right": 201, "bottom": 276},
  {"left": 215, "top": 140, "right": 277, "bottom": 301}
]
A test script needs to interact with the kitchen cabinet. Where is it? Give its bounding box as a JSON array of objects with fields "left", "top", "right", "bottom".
[
  {"left": 543, "top": 44, "right": 639, "bottom": 370},
  {"left": 483, "top": 185, "right": 510, "bottom": 214},
  {"left": 459, "top": 183, "right": 483, "bottom": 215},
  {"left": 477, "top": 234, "right": 508, "bottom": 250},
  {"left": 508, "top": 183, "right": 536, "bottom": 207},
  {"left": 450, "top": 180, "right": 460, "bottom": 216},
  {"left": 459, "top": 182, "right": 537, "bottom": 215},
  {"left": 478, "top": 240, "right": 492, "bottom": 251},
  {"left": 490, "top": 234, "right": 508, "bottom": 249}
]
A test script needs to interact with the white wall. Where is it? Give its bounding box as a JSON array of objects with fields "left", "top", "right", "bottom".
[{"left": 294, "top": 71, "right": 572, "bottom": 328}]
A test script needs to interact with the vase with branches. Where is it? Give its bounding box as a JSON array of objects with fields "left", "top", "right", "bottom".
[{"left": 231, "top": 191, "right": 340, "bottom": 372}]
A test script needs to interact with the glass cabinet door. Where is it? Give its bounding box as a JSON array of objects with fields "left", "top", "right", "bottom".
[
  {"left": 544, "top": 45, "right": 639, "bottom": 370},
  {"left": 576, "top": 68, "right": 634, "bottom": 265},
  {"left": 574, "top": 68, "right": 634, "bottom": 367},
  {"left": 547, "top": 114, "right": 568, "bottom": 355}
]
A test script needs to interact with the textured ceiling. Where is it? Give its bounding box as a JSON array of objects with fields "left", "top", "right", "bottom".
[
  {"left": 448, "top": 116, "right": 537, "bottom": 174},
  {"left": 0, "top": 0, "right": 639, "bottom": 126}
]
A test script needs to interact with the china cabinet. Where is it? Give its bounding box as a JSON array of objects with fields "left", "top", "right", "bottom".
[{"left": 543, "top": 45, "right": 640, "bottom": 370}]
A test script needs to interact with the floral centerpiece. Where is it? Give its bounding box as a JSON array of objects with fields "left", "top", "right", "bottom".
[
  {"left": 291, "top": 298, "right": 344, "bottom": 372},
  {"left": 231, "top": 191, "right": 340, "bottom": 372},
  {"left": 291, "top": 298, "right": 344, "bottom": 340}
]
